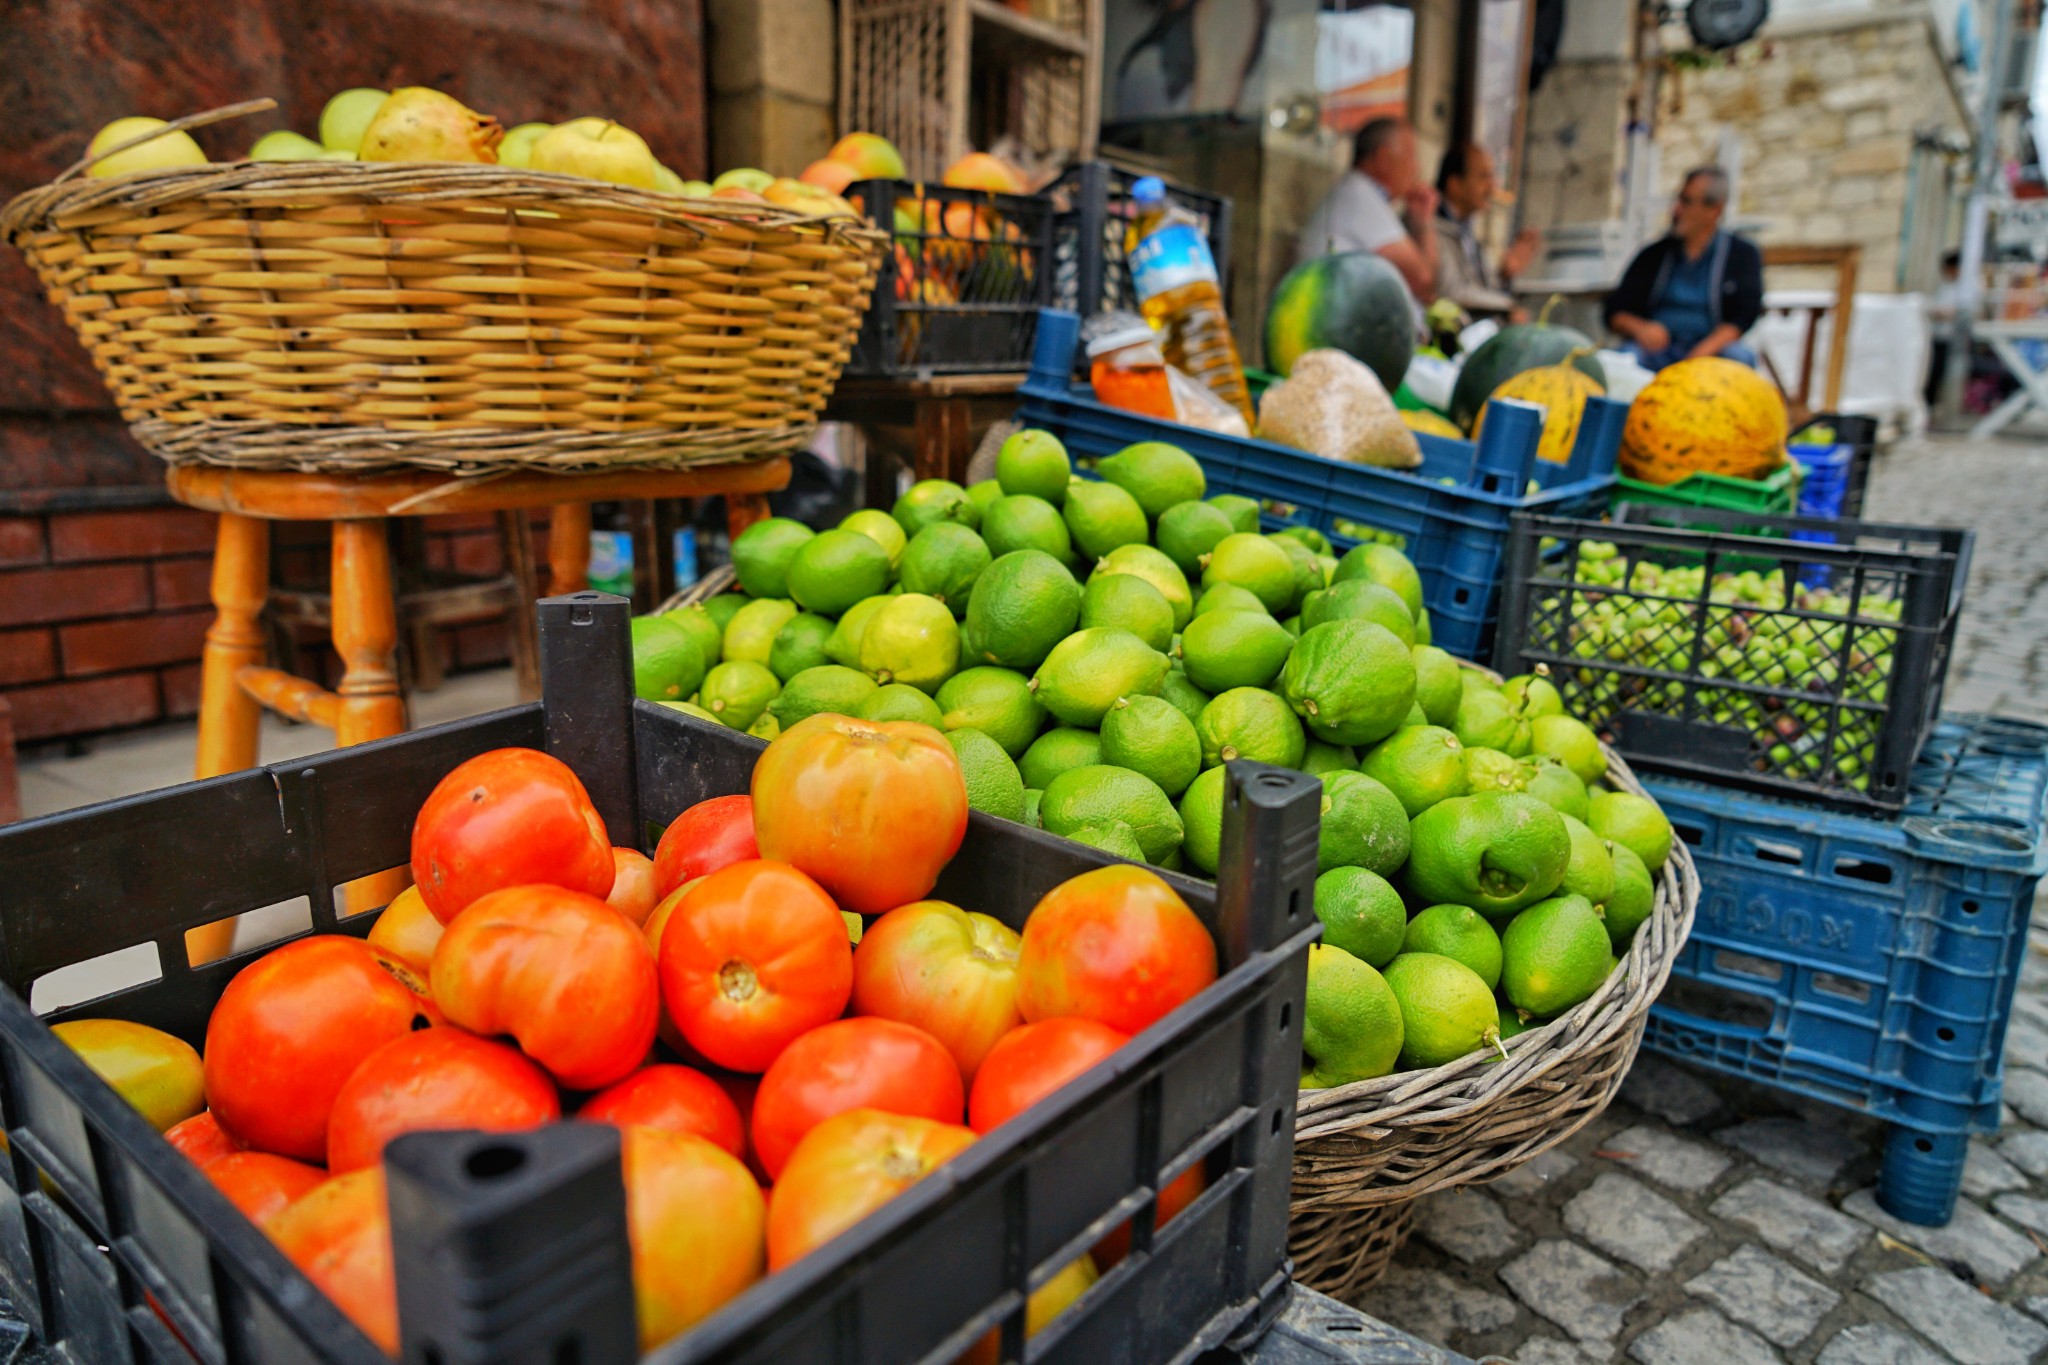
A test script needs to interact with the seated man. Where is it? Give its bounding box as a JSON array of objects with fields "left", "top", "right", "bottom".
[
  {"left": 1431, "top": 143, "right": 1541, "bottom": 323},
  {"left": 1604, "top": 166, "right": 1763, "bottom": 369},
  {"left": 1297, "top": 116, "right": 1437, "bottom": 310}
]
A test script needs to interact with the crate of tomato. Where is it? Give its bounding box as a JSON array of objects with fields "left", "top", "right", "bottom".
[{"left": 0, "top": 595, "right": 1319, "bottom": 1364}]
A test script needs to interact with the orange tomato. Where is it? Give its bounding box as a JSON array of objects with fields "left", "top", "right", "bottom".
[
  {"left": 966, "top": 1017, "right": 1128, "bottom": 1134},
  {"left": 622, "top": 1127, "right": 766, "bottom": 1350},
  {"left": 765, "top": 1108, "right": 975, "bottom": 1271},
  {"left": 607, "top": 848, "right": 658, "bottom": 926},
  {"left": 325, "top": 1029, "right": 560, "bottom": 1173},
  {"left": 269, "top": 1169, "right": 396, "bottom": 1354},
  {"left": 751, "top": 1018, "right": 964, "bottom": 1179},
  {"left": 202, "top": 936, "right": 439, "bottom": 1163},
  {"left": 851, "top": 900, "right": 1021, "bottom": 1082},
  {"left": 202, "top": 1150, "right": 326, "bottom": 1225},
  {"left": 750, "top": 715, "right": 968, "bottom": 916},
  {"left": 1016, "top": 866, "right": 1217, "bottom": 1035},
  {"left": 581, "top": 1065, "right": 746, "bottom": 1159},
  {"left": 1091, "top": 1166, "right": 1206, "bottom": 1269},
  {"left": 651, "top": 795, "right": 758, "bottom": 899},
  {"left": 164, "top": 1110, "right": 243, "bottom": 1169},
  {"left": 366, "top": 885, "right": 443, "bottom": 976},
  {"left": 410, "top": 748, "right": 614, "bottom": 924},
  {"left": 657, "top": 860, "right": 852, "bottom": 1073}
]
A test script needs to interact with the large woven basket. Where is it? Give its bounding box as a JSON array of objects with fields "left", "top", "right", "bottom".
[
  {"left": 1288, "top": 746, "right": 1699, "bottom": 1300},
  {"left": 1, "top": 130, "right": 885, "bottom": 476}
]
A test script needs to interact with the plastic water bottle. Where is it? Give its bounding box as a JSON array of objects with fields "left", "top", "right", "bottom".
[{"left": 1126, "top": 176, "right": 1255, "bottom": 427}]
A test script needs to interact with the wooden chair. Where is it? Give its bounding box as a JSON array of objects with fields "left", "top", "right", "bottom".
[{"left": 172, "top": 459, "right": 787, "bottom": 958}]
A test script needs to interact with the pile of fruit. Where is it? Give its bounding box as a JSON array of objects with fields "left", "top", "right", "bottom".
[
  {"left": 630, "top": 429, "right": 1675, "bottom": 1085},
  {"left": 54, "top": 718, "right": 1225, "bottom": 1355}
]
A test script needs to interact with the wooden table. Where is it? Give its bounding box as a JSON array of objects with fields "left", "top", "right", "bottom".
[{"left": 825, "top": 373, "right": 1027, "bottom": 508}]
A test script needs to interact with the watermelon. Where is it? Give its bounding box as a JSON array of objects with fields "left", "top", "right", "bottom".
[
  {"left": 1265, "top": 252, "right": 1415, "bottom": 393},
  {"left": 1448, "top": 322, "right": 1605, "bottom": 431}
]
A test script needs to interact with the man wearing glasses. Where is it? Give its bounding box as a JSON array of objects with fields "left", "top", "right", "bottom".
[{"left": 1603, "top": 166, "right": 1764, "bottom": 370}]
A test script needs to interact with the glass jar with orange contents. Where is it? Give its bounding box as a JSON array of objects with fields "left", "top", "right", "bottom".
[{"left": 1084, "top": 317, "right": 1175, "bottom": 420}]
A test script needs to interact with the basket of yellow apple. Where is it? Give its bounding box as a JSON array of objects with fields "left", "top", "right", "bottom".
[{"left": 0, "top": 92, "right": 887, "bottom": 476}]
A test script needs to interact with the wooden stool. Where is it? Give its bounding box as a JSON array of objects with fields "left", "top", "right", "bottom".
[{"left": 170, "top": 459, "right": 788, "bottom": 959}]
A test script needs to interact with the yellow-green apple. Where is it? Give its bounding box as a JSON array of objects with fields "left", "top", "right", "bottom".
[
  {"left": 249, "top": 130, "right": 325, "bottom": 162},
  {"left": 531, "top": 118, "right": 660, "bottom": 188},
  {"left": 87, "top": 117, "right": 208, "bottom": 178},
  {"left": 653, "top": 163, "right": 686, "bottom": 193},
  {"left": 711, "top": 167, "right": 773, "bottom": 194},
  {"left": 318, "top": 89, "right": 389, "bottom": 153},
  {"left": 496, "top": 122, "right": 551, "bottom": 169}
]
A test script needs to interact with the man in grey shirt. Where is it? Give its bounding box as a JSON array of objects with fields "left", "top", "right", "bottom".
[
  {"left": 1431, "top": 143, "right": 1540, "bottom": 322},
  {"left": 1297, "top": 117, "right": 1438, "bottom": 308}
]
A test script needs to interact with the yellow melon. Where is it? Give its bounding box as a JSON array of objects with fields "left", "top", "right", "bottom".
[
  {"left": 1477, "top": 357, "right": 1607, "bottom": 464},
  {"left": 1620, "top": 357, "right": 1789, "bottom": 485},
  {"left": 1400, "top": 408, "right": 1466, "bottom": 439}
]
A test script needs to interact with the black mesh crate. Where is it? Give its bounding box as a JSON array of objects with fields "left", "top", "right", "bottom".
[
  {"left": 0, "top": 595, "right": 1319, "bottom": 1365},
  {"left": 1494, "top": 503, "right": 1973, "bottom": 812},
  {"left": 843, "top": 179, "right": 1056, "bottom": 378},
  {"left": 1045, "top": 163, "right": 1232, "bottom": 331}
]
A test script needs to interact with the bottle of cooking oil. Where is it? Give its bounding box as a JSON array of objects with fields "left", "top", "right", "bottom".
[{"left": 1125, "top": 176, "right": 1256, "bottom": 427}]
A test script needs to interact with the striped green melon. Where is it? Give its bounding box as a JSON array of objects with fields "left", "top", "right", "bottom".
[{"left": 1265, "top": 252, "right": 1415, "bottom": 392}]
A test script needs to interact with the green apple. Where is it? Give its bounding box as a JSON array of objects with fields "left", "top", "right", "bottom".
[
  {"left": 652, "top": 162, "right": 685, "bottom": 193},
  {"left": 497, "top": 122, "right": 551, "bottom": 169},
  {"left": 678, "top": 179, "right": 713, "bottom": 196},
  {"left": 249, "top": 130, "right": 325, "bottom": 162},
  {"left": 531, "top": 117, "right": 660, "bottom": 189},
  {"left": 711, "top": 166, "right": 773, "bottom": 193},
  {"left": 318, "top": 88, "right": 389, "bottom": 153}
]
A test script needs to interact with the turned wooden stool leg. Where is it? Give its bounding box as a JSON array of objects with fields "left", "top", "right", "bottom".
[
  {"left": 498, "top": 510, "right": 542, "bottom": 701},
  {"left": 548, "top": 503, "right": 591, "bottom": 595},
  {"left": 187, "top": 513, "right": 270, "bottom": 966},
  {"left": 332, "top": 519, "right": 410, "bottom": 914},
  {"left": 727, "top": 493, "right": 772, "bottom": 541}
]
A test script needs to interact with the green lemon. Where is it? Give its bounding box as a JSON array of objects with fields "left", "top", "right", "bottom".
[
  {"left": 1530, "top": 715, "right": 1606, "bottom": 785},
  {"left": 1313, "top": 866, "right": 1406, "bottom": 967},
  {"left": 1524, "top": 757, "right": 1590, "bottom": 821},
  {"left": 700, "top": 593, "right": 749, "bottom": 633},
  {"left": 769, "top": 664, "right": 878, "bottom": 727},
  {"left": 1280, "top": 621, "right": 1417, "bottom": 747},
  {"left": 1496, "top": 1006, "right": 1531, "bottom": 1041},
  {"left": 1405, "top": 793, "right": 1571, "bottom": 919},
  {"left": 1500, "top": 894, "right": 1613, "bottom": 1017},
  {"left": 897, "top": 523, "right": 992, "bottom": 618},
  {"left": 824, "top": 594, "right": 892, "bottom": 667},
  {"left": 1462, "top": 670, "right": 1501, "bottom": 698},
  {"left": 1063, "top": 479, "right": 1149, "bottom": 562},
  {"left": 1022, "top": 788, "right": 1044, "bottom": 829},
  {"left": 1318, "top": 771, "right": 1411, "bottom": 876},
  {"left": 1302, "top": 945, "right": 1403, "bottom": 1087},
  {"left": 1382, "top": 953, "right": 1502, "bottom": 1068},
  {"left": 1201, "top": 533, "right": 1296, "bottom": 614},
  {"left": 729, "top": 517, "right": 815, "bottom": 598},
  {"left": 1558, "top": 814, "right": 1616, "bottom": 906},
  {"left": 657, "top": 699, "right": 721, "bottom": 724},
  {"left": 1302, "top": 741, "right": 1355, "bottom": 778},
  {"left": 1159, "top": 672, "right": 1212, "bottom": 726},
  {"left": 1588, "top": 791, "right": 1673, "bottom": 872},
  {"left": 983, "top": 494, "right": 1073, "bottom": 563},
  {"left": 1404, "top": 702, "right": 1429, "bottom": 727},
  {"left": 767, "top": 612, "right": 836, "bottom": 681},
  {"left": 1415, "top": 607, "right": 1433, "bottom": 647},
  {"left": 1020, "top": 727, "right": 1104, "bottom": 790},
  {"left": 857, "top": 682, "right": 945, "bottom": 727},
  {"left": 1276, "top": 524, "right": 1332, "bottom": 556},
  {"left": 749, "top": 711, "right": 781, "bottom": 741},
  {"left": 1040, "top": 765, "right": 1184, "bottom": 864},
  {"left": 1331, "top": 543, "right": 1425, "bottom": 618},
  {"left": 1080, "top": 572, "right": 1174, "bottom": 652},
  {"left": 700, "top": 660, "right": 781, "bottom": 730},
  {"left": 1464, "top": 746, "right": 1534, "bottom": 795},
  {"left": 840, "top": 508, "right": 908, "bottom": 566},
  {"left": 1401, "top": 905, "right": 1503, "bottom": 991},
  {"left": 722, "top": 597, "right": 799, "bottom": 665},
  {"left": 665, "top": 605, "right": 724, "bottom": 670},
  {"left": 1098, "top": 440, "right": 1205, "bottom": 519},
  {"left": 1179, "top": 609, "right": 1294, "bottom": 693},
  {"left": 963, "top": 550, "right": 1081, "bottom": 670},
  {"left": 1093, "top": 544, "right": 1194, "bottom": 631},
  {"left": 996, "top": 429, "right": 1072, "bottom": 503},
  {"left": 1411, "top": 645, "right": 1463, "bottom": 727},
  {"left": 892, "top": 479, "right": 980, "bottom": 536},
  {"left": 858, "top": 593, "right": 961, "bottom": 692},
  {"left": 1178, "top": 766, "right": 1227, "bottom": 874},
  {"left": 1453, "top": 687, "right": 1531, "bottom": 756},
  {"left": 1299, "top": 580, "right": 1415, "bottom": 644},
  {"left": 1206, "top": 493, "right": 1261, "bottom": 533},
  {"left": 631, "top": 614, "right": 706, "bottom": 703},
  {"left": 936, "top": 666, "right": 1044, "bottom": 758},
  {"left": 1067, "top": 820, "right": 1146, "bottom": 861},
  {"left": 1157, "top": 501, "right": 1236, "bottom": 577},
  {"left": 1194, "top": 581, "right": 1268, "bottom": 617},
  {"left": 788, "top": 529, "right": 892, "bottom": 616},
  {"left": 1100, "top": 694, "right": 1202, "bottom": 797},
  {"left": 1265, "top": 534, "right": 1324, "bottom": 612},
  {"left": 1196, "top": 688, "right": 1306, "bottom": 769},
  {"left": 1360, "top": 725, "right": 1470, "bottom": 817},
  {"left": 967, "top": 479, "right": 1004, "bottom": 517},
  {"left": 1030, "top": 629, "right": 1168, "bottom": 728},
  {"left": 1601, "top": 842, "right": 1655, "bottom": 950},
  {"left": 945, "top": 727, "right": 1027, "bottom": 822},
  {"left": 1502, "top": 674, "right": 1565, "bottom": 719}
]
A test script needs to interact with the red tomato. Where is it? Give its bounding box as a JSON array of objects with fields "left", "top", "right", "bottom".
[
  {"left": 1016, "top": 866, "right": 1217, "bottom": 1034},
  {"left": 750, "top": 715, "right": 968, "bottom": 915},
  {"left": 325, "top": 1028, "right": 560, "bottom": 1173},
  {"left": 1092, "top": 1166, "right": 1206, "bottom": 1269},
  {"left": 269, "top": 1169, "right": 395, "bottom": 1354},
  {"left": 765, "top": 1108, "right": 975, "bottom": 1271},
  {"left": 652, "top": 795, "right": 759, "bottom": 899},
  {"left": 657, "top": 860, "right": 852, "bottom": 1073},
  {"left": 967, "top": 1017, "right": 1128, "bottom": 1134},
  {"left": 431, "top": 886, "right": 659, "bottom": 1090},
  {"left": 410, "top": 748, "right": 614, "bottom": 924},
  {"left": 366, "top": 885, "right": 443, "bottom": 977},
  {"left": 608, "top": 848, "right": 658, "bottom": 926},
  {"left": 203, "top": 1151, "right": 326, "bottom": 1225},
  {"left": 622, "top": 1127, "right": 766, "bottom": 1350},
  {"left": 751, "top": 1018, "right": 964, "bottom": 1179},
  {"left": 581, "top": 1065, "right": 745, "bottom": 1159},
  {"left": 164, "top": 1111, "right": 243, "bottom": 1169},
  {"left": 851, "top": 901, "right": 1021, "bottom": 1082},
  {"left": 203, "top": 937, "right": 440, "bottom": 1163}
]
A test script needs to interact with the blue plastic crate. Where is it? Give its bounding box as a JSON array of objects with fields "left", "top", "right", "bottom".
[
  {"left": 1641, "top": 713, "right": 2048, "bottom": 1225},
  {"left": 1014, "top": 310, "right": 1624, "bottom": 661}
]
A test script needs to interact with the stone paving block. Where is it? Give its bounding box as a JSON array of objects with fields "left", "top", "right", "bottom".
[
  {"left": 1714, "top": 1117, "right": 1862, "bottom": 1187},
  {"left": 1562, "top": 1172, "right": 1707, "bottom": 1274},
  {"left": 1412, "top": 1187, "right": 1524, "bottom": 1264},
  {"left": 1512, "top": 1339, "right": 1593, "bottom": 1364},
  {"left": 1960, "top": 1140, "right": 2029, "bottom": 1198},
  {"left": 1812, "top": 1323, "right": 1948, "bottom": 1365},
  {"left": 1708, "top": 1178, "right": 1871, "bottom": 1274},
  {"left": 1989, "top": 1191, "right": 2048, "bottom": 1235},
  {"left": 1863, "top": 1267, "right": 2048, "bottom": 1365},
  {"left": 1493, "top": 1148, "right": 1581, "bottom": 1199},
  {"left": 1625, "top": 1307, "right": 1781, "bottom": 1365},
  {"left": 1841, "top": 1188, "right": 2039, "bottom": 1287},
  {"left": 1499, "top": 1238, "right": 1642, "bottom": 1346},
  {"left": 2027, "top": 1296, "right": 2048, "bottom": 1326},
  {"left": 1682, "top": 1245, "right": 1839, "bottom": 1347},
  {"left": 1601, "top": 1125, "right": 1733, "bottom": 1193},
  {"left": 1354, "top": 1265, "right": 1518, "bottom": 1345},
  {"left": 2003, "top": 1067, "right": 2048, "bottom": 1127},
  {"left": 2000, "top": 1129, "right": 2048, "bottom": 1178},
  {"left": 1618, "top": 1056, "right": 1721, "bottom": 1126}
]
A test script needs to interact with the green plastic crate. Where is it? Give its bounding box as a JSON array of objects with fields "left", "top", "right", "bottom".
[{"left": 1611, "top": 461, "right": 1799, "bottom": 518}]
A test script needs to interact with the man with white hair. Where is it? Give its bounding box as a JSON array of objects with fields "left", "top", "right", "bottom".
[{"left": 1603, "top": 166, "right": 1764, "bottom": 369}]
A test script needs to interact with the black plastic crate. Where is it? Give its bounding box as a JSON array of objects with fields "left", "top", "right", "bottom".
[
  {"left": 1045, "top": 163, "right": 1232, "bottom": 334},
  {"left": 1495, "top": 504, "right": 1973, "bottom": 812},
  {"left": 843, "top": 179, "right": 1056, "bottom": 378},
  {"left": 0, "top": 595, "right": 1319, "bottom": 1365}
]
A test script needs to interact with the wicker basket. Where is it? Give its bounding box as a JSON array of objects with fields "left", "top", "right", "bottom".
[
  {"left": 1288, "top": 747, "right": 1699, "bottom": 1298},
  {"left": 2, "top": 135, "right": 885, "bottom": 476}
]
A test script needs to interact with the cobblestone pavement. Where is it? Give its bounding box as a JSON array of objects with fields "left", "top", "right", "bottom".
[{"left": 1351, "top": 434, "right": 2048, "bottom": 1365}]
